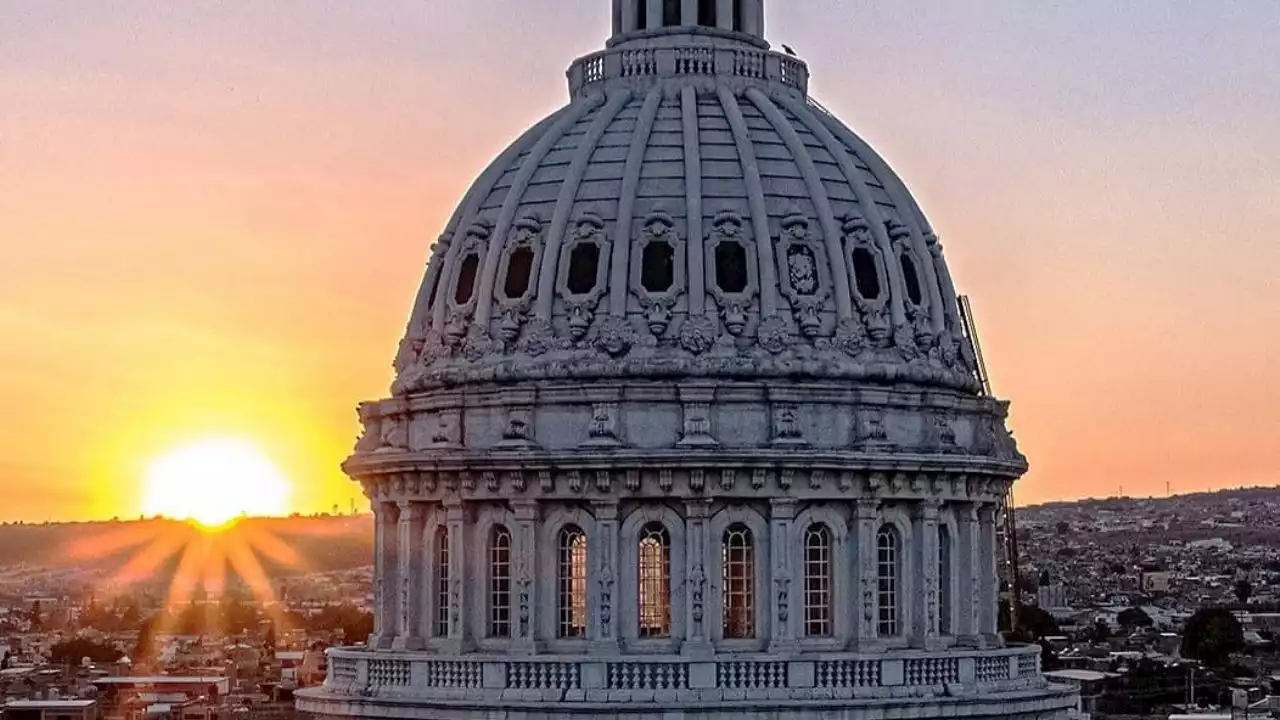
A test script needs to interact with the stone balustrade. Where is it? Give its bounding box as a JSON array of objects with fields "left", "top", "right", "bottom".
[
  {"left": 568, "top": 43, "right": 809, "bottom": 97},
  {"left": 317, "top": 645, "right": 1047, "bottom": 705}
]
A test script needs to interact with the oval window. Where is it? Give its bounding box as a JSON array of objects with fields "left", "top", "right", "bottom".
[
  {"left": 641, "top": 240, "right": 675, "bottom": 293},
  {"left": 454, "top": 253, "right": 480, "bottom": 305},
  {"left": 900, "top": 253, "right": 923, "bottom": 306},
  {"left": 503, "top": 246, "right": 535, "bottom": 300},
  {"left": 715, "top": 241, "right": 749, "bottom": 294},
  {"left": 567, "top": 243, "right": 601, "bottom": 296},
  {"left": 852, "top": 247, "right": 882, "bottom": 301}
]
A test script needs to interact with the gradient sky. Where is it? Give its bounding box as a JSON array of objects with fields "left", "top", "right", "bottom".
[{"left": 1, "top": 1, "right": 1276, "bottom": 522}]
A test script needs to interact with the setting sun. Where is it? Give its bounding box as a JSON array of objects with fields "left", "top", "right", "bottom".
[{"left": 143, "top": 438, "right": 292, "bottom": 528}]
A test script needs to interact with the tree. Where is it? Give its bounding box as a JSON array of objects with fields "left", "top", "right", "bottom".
[
  {"left": 1055, "top": 521, "right": 1070, "bottom": 534},
  {"left": 50, "top": 639, "right": 123, "bottom": 666},
  {"left": 1118, "top": 607, "right": 1154, "bottom": 630},
  {"left": 1, "top": 650, "right": 10, "bottom": 670},
  {"left": 1181, "top": 607, "right": 1244, "bottom": 668},
  {"left": 1234, "top": 579, "right": 1253, "bottom": 604},
  {"left": 1091, "top": 620, "right": 1112, "bottom": 642},
  {"left": 29, "top": 600, "right": 42, "bottom": 630}
]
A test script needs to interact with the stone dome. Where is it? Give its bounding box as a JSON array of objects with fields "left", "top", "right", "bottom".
[
  {"left": 305, "top": 4, "right": 1075, "bottom": 720},
  {"left": 392, "top": 15, "right": 980, "bottom": 397}
]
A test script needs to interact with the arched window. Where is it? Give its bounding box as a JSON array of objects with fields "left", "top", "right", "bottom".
[
  {"left": 489, "top": 525, "right": 512, "bottom": 638},
  {"left": 558, "top": 526, "right": 589, "bottom": 638},
  {"left": 637, "top": 523, "right": 671, "bottom": 638},
  {"left": 722, "top": 524, "right": 754, "bottom": 639},
  {"left": 938, "top": 524, "right": 953, "bottom": 635},
  {"left": 803, "top": 524, "right": 833, "bottom": 637},
  {"left": 434, "top": 526, "right": 450, "bottom": 637},
  {"left": 876, "top": 525, "right": 901, "bottom": 637}
]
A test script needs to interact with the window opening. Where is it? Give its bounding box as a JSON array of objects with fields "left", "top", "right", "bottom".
[
  {"left": 722, "top": 524, "right": 755, "bottom": 639},
  {"left": 877, "top": 526, "right": 901, "bottom": 637},
  {"left": 900, "top": 253, "right": 923, "bottom": 305},
  {"left": 490, "top": 525, "right": 512, "bottom": 638},
  {"left": 434, "top": 527, "right": 450, "bottom": 637},
  {"left": 641, "top": 240, "right": 675, "bottom": 293},
  {"left": 715, "top": 240, "right": 749, "bottom": 294},
  {"left": 454, "top": 253, "right": 480, "bottom": 305},
  {"left": 852, "top": 247, "right": 882, "bottom": 300},
  {"left": 638, "top": 522, "right": 671, "bottom": 638},
  {"left": 734, "top": 0, "right": 746, "bottom": 31},
  {"left": 698, "top": 0, "right": 717, "bottom": 26},
  {"left": 503, "top": 246, "right": 534, "bottom": 299},
  {"left": 558, "top": 526, "right": 589, "bottom": 638},
  {"left": 637, "top": 1, "right": 647, "bottom": 30},
  {"left": 938, "top": 525, "right": 952, "bottom": 635},
  {"left": 804, "top": 524, "right": 833, "bottom": 637},
  {"left": 663, "top": 0, "right": 681, "bottom": 26},
  {"left": 566, "top": 242, "right": 601, "bottom": 295}
]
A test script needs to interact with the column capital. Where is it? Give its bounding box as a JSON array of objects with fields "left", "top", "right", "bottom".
[
  {"left": 769, "top": 497, "right": 797, "bottom": 519},
  {"left": 511, "top": 499, "right": 539, "bottom": 521},
  {"left": 684, "top": 498, "right": 713, "bottom": 519},
  {"left": 591, "top": 498, "right": 620, "bottom": 521},
  {"left": 914, "top": 498, "right": 943, "bottom": 520},
  {"left": 855, "top": 497, "right": 882, "bottom": 520},
  {"left": 396, "top": 499, "right": 425, "bottom": 520}
]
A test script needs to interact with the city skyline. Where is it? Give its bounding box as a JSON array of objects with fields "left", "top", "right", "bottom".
[{"left": 2, "top": 0, "right": 1277, "bottom": 522}]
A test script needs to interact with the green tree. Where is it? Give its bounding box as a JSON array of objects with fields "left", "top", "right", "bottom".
[
  {"left": 1118, "top": 607, "right": 1154, "bottom": 630},
  {"left": 1181, "top": 607, "right": 1244, "bottom": 668},
  {"left": 50, "top": 639, "right": 123, "bottom": 666}
]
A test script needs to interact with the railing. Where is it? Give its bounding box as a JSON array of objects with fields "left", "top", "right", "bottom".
[
  {"left": 568, "top": 43, "right": 809, "bottom": 96},
  {"left": 321, "top": 645, "right": 1045, "bottom": 702}
]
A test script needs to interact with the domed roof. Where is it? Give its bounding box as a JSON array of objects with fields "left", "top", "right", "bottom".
[{"left": 392, "top": 10, "right": 979, "bottom": 398}]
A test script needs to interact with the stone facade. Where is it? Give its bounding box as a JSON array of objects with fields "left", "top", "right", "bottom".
[{"left": 297, "top": 1, "right": 1079, "bottom": 718}]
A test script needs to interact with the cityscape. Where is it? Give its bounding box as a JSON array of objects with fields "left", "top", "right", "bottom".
[{"left": 2, "top": 2, "right": 1275, "bottom": 720}]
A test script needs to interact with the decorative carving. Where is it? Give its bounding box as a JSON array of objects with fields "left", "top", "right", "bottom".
[
  {"left": 689, "top": 565, "right": 707, "bottom": 626},
  {"left": 583, "top": 402, "right": 621, "bottom": 447},
  {"left": 718, "top": 469, "right": 736, "bottom": 491},
  {"left": 432, "top": 409, "right": 464, "bottom": 448},
  {"left": 926, "top": 413, "right": 958, "bottom": 453},
  {"left": 776, "top": 212, "right": 830, "bottom": 337},
  {"left": 707, "top": 212, "right": 758, "bottom": 336},
  {"left": 775, "top": 576, "right": 790, "bottom": 623},
  {"left": 449, "top": 575, "right": 462, "bottom": 634},
  {"left": 679, "top": 315, "right": 718, "bottom": 355},
  {"left": 598, "top": 563, "right": 614, "bottom": 638},
  {"left": 506, "top": 470, "right": 525, "bottom": 493},
  {"left": 809, "top": 469, "right": 826, "bottom": 490},
  {"left": 756, "top": 315, "right": 790, "bottom": 354},
  {"left": 377, "top": 410, "right": 408, "bottom": 453},
  {"left": 625, "top": 469, "right": 640, "bottom": 492},
  {"left": 752, "top": 468, "right": 768, "bottom": 490},
  {"left": 567, "top": 470, "right": 583, "bottom": 494},
  {"left": 499, "top": 406, "right": 536, "bottom": 448},
  {"left": 595, "top": 470, "right": 611, "bottom": 493},
  {"left": 689, "top": 468, "right": 706, "bottom": 493},
  {"left": 557, "top": 214, "right": 611, "bottom": 341},
  {"left": 678, "top": 402, "right": 718, "bottom": 447},
  {"left": 594, "top": 315, "right": 636, "bottom": 357},
  {"left": 631, "top": 212, "right": 685, "bottom": 338},
  {"left": 779, "top": 468, "right": 794, "bottom": 490},
  {"left": 484, "top": 471, "right": 499, "bottom": 492},
  {"left": 838, "top": 471, "right": 855, "bottom": 492},
  {"left": 493, "top": 216, "right": 544, "bottom": 344},
  {"left": 854, "top": 409, "right": 891, "bottom": 449},
  {"left": 834, "top": 318, "right": 869, "bottom": 357},
  {"left": 355, "top": 403, "right": 382, "bottom": 454},
  {"left": 658, "top": 469, "right": 674, "bottom": 493},
  {"left": 460, "top": 472, "right": 476, "bottom": 491},
  {"left": 518, "top": 564, "right": 533, "bottom": 638},
  {"left": 518, "top": 317, "right": 560, "bottom": 357},
  {"left": 538, "top": 470, "right": 554, "bottom": 493},
  {"left": 771, "top": 403, "right": 806, "bottom": 446}
]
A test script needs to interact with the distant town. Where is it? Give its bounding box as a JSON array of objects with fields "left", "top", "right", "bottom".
[{"left": 2, "top": 488, "right": 1279, "bottom": 720}]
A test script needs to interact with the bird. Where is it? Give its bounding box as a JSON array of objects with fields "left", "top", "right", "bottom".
[{"left": 782, "top": 44, "right": 797, "bottom": 56}]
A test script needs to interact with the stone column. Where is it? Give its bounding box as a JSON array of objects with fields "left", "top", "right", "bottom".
[
  {"left": 956, "top": 503, "right": 982, "bottom": 647},
  {"left": 647, "top": 0, "right": 664, "bottom": 29},
  {"left": 392, "top": 501, "right": 425, "bottom": 650},
  {"left": 512, "top": 500, "right": 540, "bottom": 654},
  {"left": 978, "top": 503, "right": 1001, "bottom": 644},
  {"left": 681, "top": 0, "right": 698, "bottom": 24},
  {"left": 743, "top": 0, "right": 764, "bottom": 35},
  {"left": 853, "top": 498, "right": 881, "bottom": 649},
  {"left": 911, "top": 499, "right": 942, "bottom": 650},
  {"left": 591, "top": 500, "right": 621, "bottom": 653},
  {"left": 683, "top": 500, "right": 714, "bottom": 656},
  {"left": 440, "top": 500, "right": 468, "bottom": 654},
  {"left": 769, "top": 498, "right": 797, "bottom": 651},
  {"left": 370, "top": 501, "right": 399, "bottom": 649},
  {"left": 716, "top": 0, "right": 734, "bottom": 30}
]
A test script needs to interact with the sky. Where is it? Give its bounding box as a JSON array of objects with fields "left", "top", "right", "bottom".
[{"left": 0, "top": 1, "right": 1277, "bottom": 522}]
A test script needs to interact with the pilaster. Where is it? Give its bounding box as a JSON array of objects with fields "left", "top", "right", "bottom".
[
  {"left": 512, "top": 499, "right": 540, "bottom": 654},
  {"left": 956, "top": 502, "right": 982, "bottom": 647},
  {"left": 768, "top": 498, "right": 797, "bottom": 652},
  {"left": 716, "top": 0, "right": 734, "bottom": 31},
  {"left": 369, "top": 502, "right": 399, "bottom": 649},
  {"left": 912, "top": 499, "right": 944, "bottom": 651},
  {"left": 853, "top": 498, "right": 881, "bottom": 650},
  {"left": 590, "top": 500, "right": 621, "bottom": 653},
  {"left": 646, "top": 0, "right": 663, "bottom": 30},
  {"left": 683, "top": 499, "right": 714, "bottom": 657},
  {"left": 392, "top": 501, "right": 425, "bottom": 650},
  {"left": 978, "top": 502, "right": 1002, "bottom": 645},
  {"left": 439, "top": 500, "right": 469, "bottom": 654}
]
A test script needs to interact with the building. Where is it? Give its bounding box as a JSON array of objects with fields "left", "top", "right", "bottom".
[
  {"left": 296, "top": 1, "right": 1080, "bottom": 719},
  {"left": 2, "top": 700, "right": 98, "bottom": 720}
]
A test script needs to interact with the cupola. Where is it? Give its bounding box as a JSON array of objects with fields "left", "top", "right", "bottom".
[{"left": 611, "top": 0, "right": 765, "bottom": 41}]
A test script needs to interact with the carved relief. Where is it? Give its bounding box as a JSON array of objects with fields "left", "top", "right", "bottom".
[
  {"left": 771, "top": 403, "right": 806, "bottom": 446},
  {"left": 556, "top": 214, "right": 611, "bottom": 341},
  {"left": 625, "top": 469, "right": 641, "bottom": 492},
  {"left": 595, "top": 470, "right": 611, "bottom": 493},
  {"left": 498, "top": 406, "right": 536, "bottom": 448},
  {"left": 432, "top": 409, "right": 464, "bottom": 448},
  {"left": 583, "top": 402, "right": 622, "bottom": 447},
  {"left": 718, "top": 469, "right": 736, "bottom": 491},
  {"left": 538, "top": 470, "right": 554, "bottom": 493},
  {"left": 658, "top": 469, "right": 674, "bottom": 493},
  {"left": 752, "top": 468, "right": 768, "bottom": 490},
  {"left": 594, "top": 315, "right": 636, "bottom": 357},
  {"left": 355, "top": 403, "right": 382, "bottom": 454},
  {"left": 689, "top": 468, "right": 706, "bottom": 492},
  {"left": 841, "top": 214, "right": 892, "bottom": 348},
  {"left": 443, "top": 222, "right": 491, "bottom": 349},
  {"left": 678, "top": 401, "right": 718, "bottom": 447},
  {"left": 567, "top": 470, "right": 584, "bottom": 494},
  {"left": 775, "top": 576, "right": 790, "bottom": 624},
  {"left": 775, "top": 212, "right": 831, "bottom": 337},
  {"left": 756, "top": 315, "right": 790, "bottom": 355},
  {"left": 377, "top": 410, "right": 408, "bottom": 453},
  {"left": 689, "top": 564, "right": 707, "bottom": 630},
  {"left": 599, "top": 562, "right": 614, "bottom": 638},
  {"left": 854, "top": 408, "right": 892, "bottom": 450},
  {"left": 679, "top": 314, "right": 718, "bottom": 355}
]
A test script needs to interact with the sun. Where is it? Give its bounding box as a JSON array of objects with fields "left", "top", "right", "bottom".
[{"left": 143, "top": 438, "right": 292, "bottom": 528}]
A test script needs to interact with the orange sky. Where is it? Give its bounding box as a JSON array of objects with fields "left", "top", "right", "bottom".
[{"left": 1, "top": 1, "right": 1277, "bottom": 521}]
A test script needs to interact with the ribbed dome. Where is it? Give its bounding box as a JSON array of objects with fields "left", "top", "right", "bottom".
[{"left": 392, "top": 30, "right": 982, "bottom": 397}]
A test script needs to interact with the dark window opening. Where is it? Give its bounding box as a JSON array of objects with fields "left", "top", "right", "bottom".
[
  {"left": 427, "top": 265, "right": 444, "bottom": 309},
  {"left": 734, "top": 0, "right": 745, "bottom": 31},
  {"left": 663, "top": 0, "right": 681, "bottom": 26},
  {"left": 852, "top": 247, "right": 882, "bottom": 300},
  {"left": 454, "top": 253, "right": 479, "bottom": 305},
  {"left": 641, "top": 240, "right": 675, "bottom": 293},
  {"left": 698, "top": 0, "right": 717, "bottom": 26},
  {"left": 786, "top": 244, "right": 819, "bottom": 296},
  {"left": 503, "top": 246, "right": 534, "bottom": 299},
  {"left": 900, "top": 253, "right": 923, "bottom": 305},
  {"left": 567, "top": 243, "right": 601, "bottom": 295},
  {"left": 715, "top": 240, "right": 750, "bottom": 294},
  {"left": 637, "top": 1, "right": 647, "bottom": 30}
]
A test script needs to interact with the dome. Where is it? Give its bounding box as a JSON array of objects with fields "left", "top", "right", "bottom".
[
  {"left": 303, "top": 4, "right": 1076, "bottom": 720},
  {"left": 392, "top": 17, "right": 979, "bottom": 397}
]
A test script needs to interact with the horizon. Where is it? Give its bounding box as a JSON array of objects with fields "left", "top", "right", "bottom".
[{"left": 1, "top": 1, "right": 1277, "bottom": 522}]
